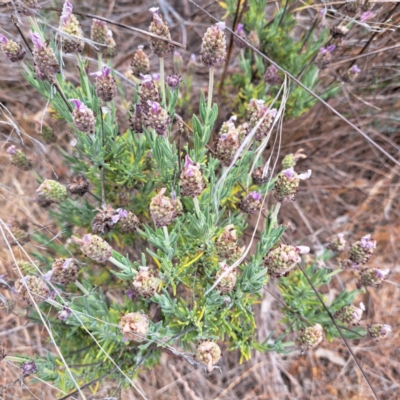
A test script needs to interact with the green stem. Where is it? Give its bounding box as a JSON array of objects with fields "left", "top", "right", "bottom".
[
  {"left": 269, "top": 203, "right": 281, "bottom": 233},
  {"left": 109, "top": 256, "right": 129, "bottom": 270},
  {"left": 207, "top": 66, "right": 214, "bottom": 111},
  {"left": 193, "top": 197, "right": 201, "bottom": 215},
  {"left": 163, "top": 226, "right": 170, "bottom": 246},
  {"left": 160, "top": 57, "right": 166, "bottom": 107},
  {"left": 74, "top": 281, "right": 90, "bottom": 295}
]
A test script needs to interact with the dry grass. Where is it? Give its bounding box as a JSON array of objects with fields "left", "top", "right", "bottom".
[{"left": 0, "top": 0, "right": 399, "bottom": 399}]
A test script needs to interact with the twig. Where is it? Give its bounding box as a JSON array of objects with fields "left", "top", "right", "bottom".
[
  {"left": 42, "top": 7, "right": 185, "bottom": 49},
  {"left": 10, "top": 13, "right": 32, "bottom": 53},
  {"left": 99, "top": 106, "right": 106, "bottom": 206},
  {"left": 188, "top": 0, "right": 400, "bottom": 169}
]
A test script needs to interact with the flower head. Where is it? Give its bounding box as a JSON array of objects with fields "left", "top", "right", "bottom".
[
  {"left": 149, "top": 7, "right": 163, "bottom": 26},
  {"left": 360, "top": 234, "right": 376, "bottom": 250},
  {"left": 351, "top": 65, "right": 361, "bottom": 74}
]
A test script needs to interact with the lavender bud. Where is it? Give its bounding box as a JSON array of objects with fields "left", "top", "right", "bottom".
[
  {"left": 368, "top": 323, "right": 392, "bottom": 340},
  {"left": 58, "top": 306, "right": 72, "bottom": 322},
  {"left": 264, "top": 64, "right": 280, "bottom": 85},
  {"left": 315, "top": 45, "right": 336, "bottom": 69},
  {"left": 201, "top": 22, "right": 227, "bottom": 68},
  {"left": 18, "top": 0, "right": 41, "bottom": 16},
  {"left": 91, "top": 66, "right": 117, "bottom": 102},
  {"left": 247, "top": 99, "right": 277, "bottom": 141},
  {"left": 70, "top": 99, "right": 96, "bottom": 134},
  {"left": 233, "top": 23, "right": 247, "bottom": 49},
  {"left": 215, "top": 262, "right": 237, "bottom": 294},
  {"left": 248, "top": 30, "right": 260, "bottom": 49},
  {"left": 36, "top": 180, "right": 68, "bottom": 205},
  {"left": 132, "top": 266, "right": 160, "bottom": 298},
  {"left": 239, "top": 191, "right": 262, "bottom": 214},
  {"left": 59, "top": 0, "right": 84, "bottom": 53},
  {"left": 273, "top": 167, "right": 311, "bottom": 203},
  {"left": 138, "top": 74, "right": 161, "bottom": 109},
  {"left": 166, "top": 74, "right": 181, "bottom": 90},
  {"left": 50, "top": 258, "right": 78, "bottom": 285},
  {"left": 196, "top": 340, "right": 221, "bottom": 373},
  {"left": 150, "top": 188, "right": 180, "bottom": 227},
  {"left": 334, "top": 303, "right": 365, "bottom": 325},
  {"left": 21, "top": 360, "right": 38, "bottom": 376},
  {"left": 119, "top": 312, "right": 149, "bottom": 342},
  {"left": 91, "top": 19, "right": 108, "bottom": 51},
  {"left": 91, "top": 204, "right": 118, "bottom": 235},
  {"left": 264, "top": 244, "right": 309, "bottom": 278},
  {"left": 14, "top": 276, "right": 49, "bottom": 305},
  {"left": 104, "top": 30, "right": 116, "bottom": 58},
  {"left": 343, "top": 65, "right": 361, "bottom": 82},
  {"left": 179, "top": 155, "right": 206, "bottom": 198},
  {"left": 357, "top": 268, "right": 389, "bottom": 289},
  {"left": 327, "top": 233, "right": 346, "bottom": 253},
  {"left": 148, "top": 7, "right": 174, "bottom": 58},
  {"left": 71, "top": 234, "right": 113, "bottom": 263},
  {"left": 117, "top": 209, "right": 140, "bottom": 233},
  {"left": 297, "top": 324, "right": 324, "bottom": 350},
  {"left": 0, "top": 35, "right": 25, "bottom": 62},
  {"left": 30, "top": 32, "right": 60, "bottom": 77},
  {"left": 281, "top": 148, "right": 307, "bottom": 169},
  {"left": 215, "top": 224, "right": 242, "bottom": 262},
  {"left": 6, "top": 145, "right": 32, "bottom": 171},
  {"left": 215, "top": 117, "right": 240, "bottom": 166},
  {"left": 251, "top": 166, "right": 271, "bottom": 185},
  {"left": 349, "top": 234, "right": 376, "bottom": 265},
  {"left": 68, "top": 174, "right": 89, "bottom": 196},
  {"left": 145, "top": 101, "right": 170, "bottom": 137},
  {"left": 131, "top": 45, "right": 150, "bottom": 77},
  {"left": 129, "top": 104, "right": 145, "bottom": 133}
]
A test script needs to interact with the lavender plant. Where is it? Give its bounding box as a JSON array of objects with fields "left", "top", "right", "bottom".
[{"left": 0, "top": 1, "right": 392, "bottom": 396}]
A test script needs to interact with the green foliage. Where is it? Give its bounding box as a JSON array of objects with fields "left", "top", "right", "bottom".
[
  {"left": 8, "top": 6, "right": 367, "bottom": 397},
  {"left": 226, "top": 0, "right": 340, "bottom": 117}
]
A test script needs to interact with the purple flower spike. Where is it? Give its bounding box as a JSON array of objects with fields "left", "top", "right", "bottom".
[
  {"left": 0, "top": 34, "right": 8, "bottom": 45},
  {"left": 283, "top": 167, "right": 295, "bottom": 179},
  {"left": 61, "top": 0, "right": 73, "bottom": 24},
  {"left": 360, "top": 234, "right": 376, "bottom": 249},
  {"left": 90, "top": 66, "right": 111, "bottom": 78},
  {"left": 148, "top": 100, "right": 160, "bottom": 113},
  {"left": 6, "top": 145, "right": 17, "bottom": 155},
  {"left": 30, "top": 32, "right": 43, "bottom": 50},
  {"left": 351, "top": 65, "right": 361, "bottom": 74},
  {"left": 250, "top": 191, "right": 261, "bottom": 201},
  {"left": 70, "top": 99, "right": 86, "bottom": 111},
  {"left": 361, "top": 11, "right": 374, "bottom": 22},
  {"left": 216, "top": 22, "right": 226, "bottom": 31},
  {"left": 149, "top": 7, "right": 163, "bottom": 25}
]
